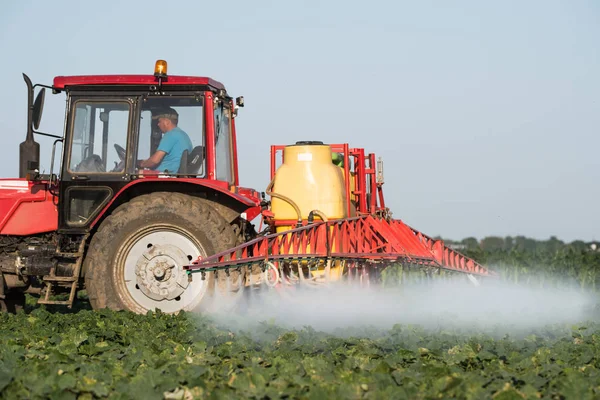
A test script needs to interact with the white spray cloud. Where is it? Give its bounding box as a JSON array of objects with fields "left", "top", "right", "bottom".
[{"left": 196, "top": 270, "right": 599, "bottom": 337}]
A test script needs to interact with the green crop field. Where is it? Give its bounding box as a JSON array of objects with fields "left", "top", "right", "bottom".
[{"left": 1, "top": 248, "right": 599, "bottom": 399}]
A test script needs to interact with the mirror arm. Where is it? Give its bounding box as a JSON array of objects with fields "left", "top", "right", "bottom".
[
  {"left": 33, "top": 130, "right": 62, "bottom": 139},
  {"left": 33, "top": 83, "right": 56, "bottom": 91}
]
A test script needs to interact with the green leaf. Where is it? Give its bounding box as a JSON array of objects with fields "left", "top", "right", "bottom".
[
  {"left": 0, "top": 364, "right": 14, "bottom": 392},
  {"left": 56, "top": 373, "right": 77, "bottom": 391}
]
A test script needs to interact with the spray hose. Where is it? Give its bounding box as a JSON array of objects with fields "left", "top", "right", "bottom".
[
  {"left": 266, "top": 178, "right": 303, "bottom": 227},
  {"left": 308, "top": 210, "right": 328, "bottom": 224}
]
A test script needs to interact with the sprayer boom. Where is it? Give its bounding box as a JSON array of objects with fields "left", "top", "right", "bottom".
[{"left": 184, "top": 215, "right": 495, "bottom": 287}]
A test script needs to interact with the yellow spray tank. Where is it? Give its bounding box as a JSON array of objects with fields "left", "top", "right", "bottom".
[
  {"left": 267, "top": 141, "right": 348, "bottom": 281},
  {"left": 269, "top": 141, "right": 348, "bottom": 230}
]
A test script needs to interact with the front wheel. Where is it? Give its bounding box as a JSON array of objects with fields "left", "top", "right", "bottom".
[{"left": 84, "top": 192, "right": 236, "bottom": 314}]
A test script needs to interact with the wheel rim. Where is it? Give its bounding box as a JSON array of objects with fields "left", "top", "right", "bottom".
[{"left": 116, "top": 225, "right": 209, "bottom": 313}]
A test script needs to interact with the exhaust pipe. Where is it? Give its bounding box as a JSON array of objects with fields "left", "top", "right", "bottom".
[{"left": 19, "top": 74, "right": 40, "bottom": 178}]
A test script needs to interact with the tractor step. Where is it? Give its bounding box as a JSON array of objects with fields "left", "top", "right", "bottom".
[
  {"left": 37, "top": 299, "right": 75, "bottom": 306},
  {"left": 37, "top": 235, "right": 88, "bottom": 308},
  {"left": 42, "top": 275, "right": 77, "bottom": 282}
]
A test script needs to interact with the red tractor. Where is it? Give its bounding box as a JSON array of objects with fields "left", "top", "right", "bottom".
[
  {"left": 1, "top": 61, "right": 263, "bottom": 313},
  {"left": 1, "top": 60, "right": 493, "bottom": 313}
]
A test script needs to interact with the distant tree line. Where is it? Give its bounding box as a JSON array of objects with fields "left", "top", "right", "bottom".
[
  {"left": 438, "top": 235, "right": 597, "bottom": 253},
  {"left": 427, "top": 236, "right": 600, "bottom": 291},
  {"left": 382, "top": 233, "right": 600, "bottom": 290}
]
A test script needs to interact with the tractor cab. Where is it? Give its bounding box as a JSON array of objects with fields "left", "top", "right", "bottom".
[{"left": 21, "top": 60, "right": 259, "bottom": 233}]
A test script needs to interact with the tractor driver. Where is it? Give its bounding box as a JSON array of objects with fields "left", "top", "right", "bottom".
[{"left": 137, "top": 107, "right": 193, "bottom": 173}]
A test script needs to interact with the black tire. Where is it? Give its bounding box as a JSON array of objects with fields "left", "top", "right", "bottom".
[
  {"left": 84, "top": 192, "right": 237, "bottom": 314},
  {"left": 0, "top": 291, "right": 25, "bottom": 314}
]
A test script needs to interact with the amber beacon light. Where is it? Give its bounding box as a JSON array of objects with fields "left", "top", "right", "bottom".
[{"left": 154, "top": 60, "right": 168, "bottom": 77}]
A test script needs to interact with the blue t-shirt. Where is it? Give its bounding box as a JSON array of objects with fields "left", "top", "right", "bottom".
[{"left": 156, "top": 127, "right": 193, "bottom": 173}]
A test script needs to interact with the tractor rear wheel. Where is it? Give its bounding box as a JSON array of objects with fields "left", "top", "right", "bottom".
[{"left": 84, "top": 192, "right": 237, "bottom": 314}]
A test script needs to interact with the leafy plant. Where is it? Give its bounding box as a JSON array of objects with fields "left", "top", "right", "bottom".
[{"left": 1, "top": 247, "right": 599, "bottom": 399}]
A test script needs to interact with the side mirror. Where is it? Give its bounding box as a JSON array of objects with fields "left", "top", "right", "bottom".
[{"left": 32, "top": 88, "right": 46, "bottom": 130}]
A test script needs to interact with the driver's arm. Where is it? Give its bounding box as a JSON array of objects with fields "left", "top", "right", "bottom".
[{"left": 139, "top": 150, "right": 166, "bottom": 169}]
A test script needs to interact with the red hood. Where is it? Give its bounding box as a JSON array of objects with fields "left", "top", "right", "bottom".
[{"left": 0, "top": 179, "right": 58, "bottom": 235}]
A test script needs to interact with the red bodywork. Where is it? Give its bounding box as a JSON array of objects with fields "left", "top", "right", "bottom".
[
  {"left": 0, "top": 179, "right": 57, "bottom": 235},
  {"left": 53, "top": 75, "right": 226, "bottom": 90}
]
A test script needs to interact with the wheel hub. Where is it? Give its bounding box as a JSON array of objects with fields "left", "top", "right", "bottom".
[{"left": 135, "top": 244, "right": 190, "bottom": 301}]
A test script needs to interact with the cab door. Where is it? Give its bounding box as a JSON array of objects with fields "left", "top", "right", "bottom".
[{"left": 58, "top": 96, "right": 137, "bottom": 233}]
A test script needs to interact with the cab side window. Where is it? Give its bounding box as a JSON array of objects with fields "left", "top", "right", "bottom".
[{"left": 214, "top": 103, "right": 233, "bottom": 183}]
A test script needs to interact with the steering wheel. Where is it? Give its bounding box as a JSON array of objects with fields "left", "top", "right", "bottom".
[
  {"left": 114, "top": 144, "right": 126, "bottom": 161},
  {"left": 110, "top": 144, "right": 127, "bottom": 172}
]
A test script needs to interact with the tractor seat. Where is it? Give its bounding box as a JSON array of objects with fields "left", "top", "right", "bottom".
[{"left": 178, "top": 146, "right": 205, "bottom": 175}]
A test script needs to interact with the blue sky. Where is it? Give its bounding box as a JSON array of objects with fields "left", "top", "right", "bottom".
[{"left": 1, "top": 0, "right": 598, "bottom": 242}]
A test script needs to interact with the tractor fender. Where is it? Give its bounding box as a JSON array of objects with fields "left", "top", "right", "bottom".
[{"left": 89, "top": 178, "right": 261, "bottom": 230}]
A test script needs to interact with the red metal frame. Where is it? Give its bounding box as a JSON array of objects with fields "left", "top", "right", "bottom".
[
  {"left": 53, "top": 75, "right": 226, "bottom": 90},
  {"left": 205, "top": 94, "right": 239, "bottom": 186},
  {"left": 230, "top": 99, "right": 240, "bottom": 186},
  {"left": 185, "top": 215, "right": 494, "bottom": 277},
  {"left": 205, "top": 92, "right": 217, "bottom": 180}
]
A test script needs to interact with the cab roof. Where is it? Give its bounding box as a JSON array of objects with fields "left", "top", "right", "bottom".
[{"left": 52, "top": 75, "right": 226, "bottom": 91}]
